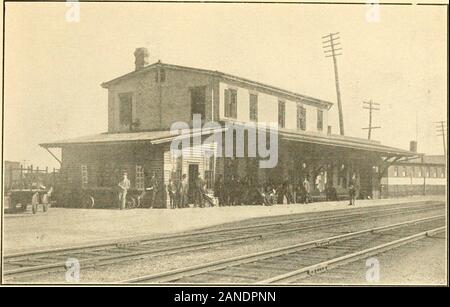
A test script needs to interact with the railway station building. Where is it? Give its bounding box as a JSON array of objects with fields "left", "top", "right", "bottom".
[{"left": 41, "top": 48, "right": 418, "bottom": 208}]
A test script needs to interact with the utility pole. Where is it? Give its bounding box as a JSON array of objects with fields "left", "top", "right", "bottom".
[
  {"left": 362, "top": 100, "right": 381, "bottom": 140},
  {"left": 323, "top": 32, "right": 344, "bottom": 136},
  {"left": 434, "top": 121, "right": 447, "bottom": 157}
]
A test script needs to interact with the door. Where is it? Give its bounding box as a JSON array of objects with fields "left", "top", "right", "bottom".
[{"left": 188, "top": 164, "right": 199, "bottom": 203}]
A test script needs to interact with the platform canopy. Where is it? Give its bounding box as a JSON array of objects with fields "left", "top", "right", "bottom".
[
  {"left": 278, "top": 129, "right": 418, "bottom": 158},
  {"left": 40, "top": 128, "right": 226, "bottom": 148}
]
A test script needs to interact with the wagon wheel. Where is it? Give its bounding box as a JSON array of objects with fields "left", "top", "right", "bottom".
[
  {"left": 31, "top": 192, "right": 39, "bottom": 214},
  {"left": 81, "top": 194, "right": 95, "bottom": 209},
  {"left": 126, "top": 196, "right": 137, "bottom": 209}
]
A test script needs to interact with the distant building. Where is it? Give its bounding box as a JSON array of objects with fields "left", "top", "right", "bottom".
[{"left": 381, "top": 153, "right": 446, "bottom": 198}]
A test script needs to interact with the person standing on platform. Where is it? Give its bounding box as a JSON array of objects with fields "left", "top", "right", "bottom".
[
  {"left": 167, "top": 176, "right": 177, "bottom": 209},
  {"left": 180, "top": 174, "right": 188, "bottom": 208},
  {"left": 118, "top": 172, "right": 130, "bottom": 210},
  {"left": 195, "top": 174, "right": 206, "bottom": 208},
  {"left": 303, "top": 177, "right": 311, "bottom": 204},
  {"left": 175, "top": 176, "right": 182, "bottom": 208},
  {"left": 287, "top": 181, "right": 294, "bottom": 204},
  {"left": 149, "top": 172, "right": 159, "bottom": 208},
  {"left": 214, "top": 175, "right": 224, "bottom": 206},
  {"left": 348, "top": 173, "right": 357, "bottom": 206}
]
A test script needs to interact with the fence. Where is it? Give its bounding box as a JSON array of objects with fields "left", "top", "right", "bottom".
[{"left": 4, "top": 164, "right": 60, "bottom": 191}]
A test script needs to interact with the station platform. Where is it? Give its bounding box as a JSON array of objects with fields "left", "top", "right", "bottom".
[{"left": 3, "top": 195, "right": 445, "bottom": 255}]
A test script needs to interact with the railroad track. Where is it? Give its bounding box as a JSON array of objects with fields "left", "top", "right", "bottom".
[
  {"left": 3, "top": 201, "right": 445, "bottom": 280},
  {"left": 121, "top": 215, "right": 446, "bottom": 284}
]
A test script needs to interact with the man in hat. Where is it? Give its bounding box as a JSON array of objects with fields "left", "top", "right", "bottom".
[{"left": 118, "top": 172, "right": 130, "bottom": 210}]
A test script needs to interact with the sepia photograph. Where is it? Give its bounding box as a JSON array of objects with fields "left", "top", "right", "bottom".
[{"left": 1, "top": 0, "right": 448, "bottom": 292}]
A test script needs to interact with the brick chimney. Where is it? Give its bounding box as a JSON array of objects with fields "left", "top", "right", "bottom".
[
  {"left": 410, "top": 140, "right": 417, "bottom": 152},
  {"left": 134, "top": 47, "right": 149, "bottom": 71}
]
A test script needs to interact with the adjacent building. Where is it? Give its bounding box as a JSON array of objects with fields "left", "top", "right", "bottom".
[{"left": 381, "top": 149, "right": 446, "bottom": 198}]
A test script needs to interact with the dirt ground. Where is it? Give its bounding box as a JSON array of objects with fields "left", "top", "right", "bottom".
[{"left": 3, "top": 195, "right": 445, "bottom": 254}]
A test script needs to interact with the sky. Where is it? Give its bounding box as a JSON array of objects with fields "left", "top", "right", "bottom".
[{"left": 3, "top": 2, "right": 448, "bottom": 168}]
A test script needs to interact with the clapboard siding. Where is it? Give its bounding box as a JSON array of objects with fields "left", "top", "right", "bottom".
[{"left": 162, "top": 140, "right": 217, "bottom": 205}]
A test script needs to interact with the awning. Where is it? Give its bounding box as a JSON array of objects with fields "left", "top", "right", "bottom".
[
  {"left": 39, "top": 128, "right": 226, "bottom": 148},
  {"left": 41, "top": 125, "right": 418, "bottom": 159},
  {"left": 279, "top": 129, "right": 418, "bottom": 157}
]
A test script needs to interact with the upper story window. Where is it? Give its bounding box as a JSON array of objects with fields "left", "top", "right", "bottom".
[
  {"left": 155, "top": 68, "right": 166, "bottom": 82},
  {"left": 278, "top": 101, "right": 285, "bottom": 128},
  {"left": 249, "top": 94, "right": 258, "bottom": 122},
  {"left": 426, "top": 167, "right": 430, "bottom": 177},
  {"left": 317, "top": 109, "right": 324, "bottom": 131},
  {"left": 191, "top": 86, "right": 206, "bottom": 120},
  {"left": 297, "top": 105, "right": 306, "bottom": 131},
  {"left": 119, "top": 93, "right": 133, "bottom": 126},
  {"left": 224, "top": 89, "right": 237, "bottom": 119},
  {"left": 393, "top": 167, "right": 398, "bottom": 177},
  {"left": 402, "top": 167, "right": 407, "bottom": 177}
]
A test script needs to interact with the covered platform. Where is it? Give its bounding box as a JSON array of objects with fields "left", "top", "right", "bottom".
[
  {"left": 4, "top": 196, "right": 444, "bottom": 255},
  {"left": 39, "top": 122, "right": 421, "bottom": 209}
]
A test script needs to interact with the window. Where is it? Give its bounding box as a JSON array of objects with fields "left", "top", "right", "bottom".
[
  {"left": 426, "top": 167, "right": 430, "bottom": 177},
  {"left": 249, "top": 94, "right": 258, "bottom": 122},
  {"left": 224, "top": 89, "right": 237, "bottom": 118},
  {"left": 440, "top": 168, "right": 445, "bottom": 178},
  {"left": 394, "top": 167, "right": 398, "bottom": 177},
  {"left": 204, "top": 151, "right": 215, "bottom": 190},
  {"left": 433, "top": 167, "right": 437, "bottom": 178},
  {"left": 297, "top": 105, "right": 306, "bottom": 131},
  {"left": 155, "top": 68, "right": 166, "bottom": 82},
  {"left": 317, "top": 109, "right": 324, "bottom": 131},
  {"left": 278, "top": 101, "right": 285, "bottom": 128},
  {"left": 119, "top": 93, "right": 132, "bottom": 126},
  {"left": 81, "top": 165, "right": 88, "bottom": 188},
  {"left": 191, "top": 86, "right": 206, "bottom": 120},
  {"left": 402, "top": 167, "right": 407, "bottom": 177},
  {"left": 135, "top": 165, "right": 145, "bottom": 190}
]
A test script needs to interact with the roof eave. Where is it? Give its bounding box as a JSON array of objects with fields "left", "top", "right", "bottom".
[{"left": 100, "top": 62, "right": 334, "bottom": 108}]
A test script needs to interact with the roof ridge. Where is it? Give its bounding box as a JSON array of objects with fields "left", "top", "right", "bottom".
[{"left": 101, "top": 61, "right": 333, "bottom": 107}]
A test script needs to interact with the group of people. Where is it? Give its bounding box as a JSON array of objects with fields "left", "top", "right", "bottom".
[
  {"left": 213, "top": 175, "right": 319, "bottom": 207},
  {"left": 214, "top": 173, "right": 359, "bottom": 207},
  {"left": 116, "top": 171, "right": 359, "bottom": 210}
]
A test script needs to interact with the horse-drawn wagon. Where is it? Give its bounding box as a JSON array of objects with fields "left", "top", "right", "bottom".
[{"left": 5, "top": 187, "right": 53, "bottom": 214}]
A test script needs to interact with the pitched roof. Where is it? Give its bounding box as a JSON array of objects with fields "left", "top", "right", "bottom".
[{"left": 101, "top": 62, "right": 334, "bottom": 109}]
